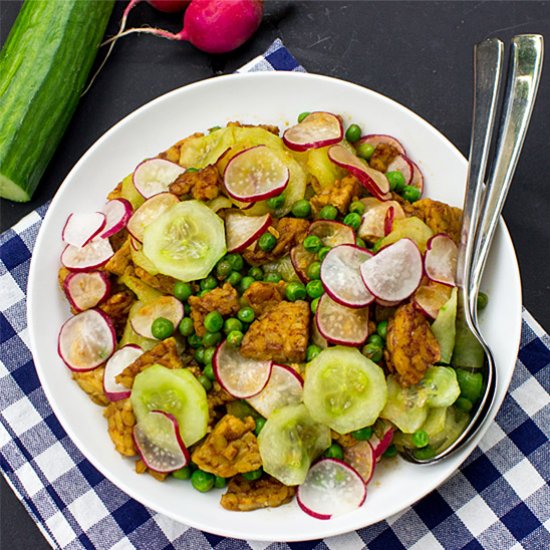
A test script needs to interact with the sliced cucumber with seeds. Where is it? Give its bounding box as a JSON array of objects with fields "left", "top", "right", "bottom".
[{"left": 381, "top": 375, "right": 428, "bottom": 434}]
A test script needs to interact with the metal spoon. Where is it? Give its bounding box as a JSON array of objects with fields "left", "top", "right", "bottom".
[{"left": 402, "top": 34, "right": 543, "bottom": 465}]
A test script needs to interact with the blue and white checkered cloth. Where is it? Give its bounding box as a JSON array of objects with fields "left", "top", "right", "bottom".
[{"left": 1, "top": 40, "right": 549, "bottom": 550}]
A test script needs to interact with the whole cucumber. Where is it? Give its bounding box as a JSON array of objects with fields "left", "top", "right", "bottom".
[{"left": 0, "top": 0, "right": 115, "bottom": 202}]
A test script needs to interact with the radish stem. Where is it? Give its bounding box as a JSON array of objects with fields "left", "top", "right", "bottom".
[{"left": 101, "top": 26, "right": 184, "bottom": 46}]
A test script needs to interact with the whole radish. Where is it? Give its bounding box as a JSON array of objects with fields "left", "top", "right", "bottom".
[{"left": 148, "top": 0, "right": 190, "bottom": 12}]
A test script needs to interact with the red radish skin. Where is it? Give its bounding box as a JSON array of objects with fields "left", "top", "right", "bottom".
[
  {"left": 384, "top": 206, "right": 394, "bottom": 236},
  {"left": 101, "top": 199, "right": 133, "bottom": 238},
  {"left": 370, "top": 424, "right": 395, "bottom": 462},
  {"left": 63, "top": 271, "right": 111, "bottom": 312},
  {"left": 103, "top": 344, "right": 143, "bottom": 401},
  {"left": 406, "top": 156, "right": 424, "bottom": 193},
  {"left": 148, "top": 0, "right": 190, "bottom": 13}
]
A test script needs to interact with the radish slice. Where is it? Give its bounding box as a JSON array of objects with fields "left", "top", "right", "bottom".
[
  {"left": 328, "top": 145, "right": 391, "bottom": 200},
  {"left": 57, "top": 309, "right": 116, "bottom": 371},
  {"left": 133, "top": 410, "right": 190, "bottom": 473},
  {"left": 133, "top": 158, "right": 185, "bottom": 198},
  {"left": 103, "top": 344, "right": 143, "bottom": 401},
  {"left": 413, "top": 282, "right": 453, "bottom": 319},
  {"left": 386, "top": 154, "right": 413, "bottom": 184},
  {"left": 343, "top": 440, "right": 375, "bottom": 483},
  {"left": 127, "top": 192, "right": 179, "bottom": 242},
  {"left": 308, "top": 220, "right": 355, "bottom": 247},
  {"left": 224, "top": 145, "right": 289, "bottom": 202},
  {"left": 360, "top": 239, "right": 422, "bottom": 302},
  {"left": 291, "top": 244, "right": 317, "bottom": 283},
  {"left": 213, "top": 340, "right": 272, "bottom": 399},
  {"left": 61, "top": 239, "right": 114, "bottom": 272},
  {"left": 101, "top": 199, "right": 133, "bottom": 238},
  {"left": 296, "top": 458, "right": 366, "bottom": 519},
  {"left": 358, "top": 200, "right": 405, "bottom": 241},
  {"left": 407, "top": 157, "right": 424, "bottom": 193},
  {"left": 358, "top": 134, "right": 406, "bottom": 155},
  {"left": 370, "top": 423, "right": 395, "bottom": 462},
  {"left": 63, "top": 271, "right": 111, "bottom": 312},
  {"left": 311, "top": 321, "right": 329, "bottom": 349},
  {"left": 315, "top": 293, "right": 370, "bottom": 346},
  {"left": 375, "top": 298, "right": 402, "bottom": 308},
  {"left": 130, "top": 296, "right": 184, "bottom": 340},
  {"left": 424, "top": 234, "right": 458, "bottom": 286},
  {"left": 225, "top": 211, "right": 271, "bottom": 252},
  {"left": 283, "top": 112, "right": 343, "bottom": 152},
  {"left": 62, "top": 212, "right": 106, "bottom": 248},
  {"left": 384, "top": 206, "right": 394, "bottom": 236},
  {"left": 320, "top": 245, "right": 374, "bottom": 308},
  {"left": 247, "top": 364, "right": 303, "bottom": 418}
]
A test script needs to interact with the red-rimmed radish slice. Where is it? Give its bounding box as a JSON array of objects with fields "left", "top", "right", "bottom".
[
  {"left": 133, "top": 410, "right": 190, "bottom": 473},
  {"left": 360, "top": 239, "right": 422, "bottom": 302},
  {"left": 103, "top": 344, "right": 143, "bottom": 401},
  {"left": 328, "top": 145, "right": 391, "bottom": 200},
  {"left": 213, "top": 340, "right": 272, "bottom": 399},
  {"left": 225, "top": 211, "right": 271, "bottom": 252},
  {"left": 311, "top": 321, "right": 329, "bottom": 349},
  {"left": 320, "top": 245, "right": 373, "bottom": 308},
  {"left": 133, "top": 158, "right": 185, "bottom": 198},
  {"left": 247, "top": 364, "right": 303, "bottom": 418},
  {"left": 308, "top": 220, "right": 355, "bottom": 247},
  {"left": 291, "top": 244, "right": 317, "bottom": 283},
  {"left": 424, "top": 234, "right": 458, "bottom": 286},
  {"left": 370, "top": 423, "right": 395, "bottom": 462},
  {"left": 413, "top": 282, "right": 453, "bottom": 319},
  {"left": 62, "top": 212, "right": 106, "bottom": 248},
  {"left": 297, "top": 458, "right": 366, "bottom": 519},
  {"left": 57, "top": 309, "right": 116, "bottom": 371},
  {"left": 386, "top": 154, "right": 413, "bottom": 184},
  {"left": 358, "top": 200, "right": 405, "bottom": 241},
  {"left": 101, "top": 199, "right": 133, "bottom": 238},
  {"left": 283, "top": 111, "right": 343, "bottom": 152},
  {"left": 63, "top": 271, "right": 111, "bottom": 312},
  {"left": 375, "top": 297, "right": 401, "bottom": 308},
  {"left": 343, "top": 440, "right": 375, "bottom": 484},
  {"left": 61, "top": 239, "right": 114, "bottom": 272},
  {"left": 130, "top": 296, "right": 184, "bottom": 340},
  {"left": 357, "top": 134, "right": 406, "bottom": 155},
  {"left": 406, "top": 157, "right": 424, "bottom": 193},
  {"left": 316, "top": 293, "right": 370, "bottom": 346},
  {"left": 224, "top": 145, "right": 289, "bottom": 202},
  {"left": 127, "top": 192, "right": 179, "bottom": 242}
]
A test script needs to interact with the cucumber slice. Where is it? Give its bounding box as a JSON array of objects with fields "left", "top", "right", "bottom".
[
  {"left": 451, "top": 293, "right": 485, "bottom": 369},
  {"left": 262, "top": 255, "right": 301, "bottom": 282},
  {"left": 431, "top": 406, "right": 470, "bottom": 453},
  {"left": 303, "top": 347, "right": 387, "bottom": 434},
  {"left": 379, "top": 216, "right": 434, "bottom": 253},
  {"left": 393, "top": 406, "right": 448, "bottom": 449},
  {"left": 131, "top": 364, "right": 208, "bottom": 446},
  {"left": 179, "top": 127, "right": 235, "bottom": 169},
  {"left": 431, "top": 287, "right": 458, "bottom": 363},
  {"left": 420, "top": 366, "right": 460, "bottom": 408},
  {"left": 142, "top": 200, "right": 226, "bottom": 282},
  {"left": 258, "top": 403, "right": 331, "bottom": 486},
  {"left": 121, "top": 174, "right": 145, "bottom": 210},
  {"left": 119, "top": 274, "right": 163, "bottom": 303}
]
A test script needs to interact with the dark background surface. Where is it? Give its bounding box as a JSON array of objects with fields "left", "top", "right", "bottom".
[{"left": 1, "top": 1, "right": 549, "bottom": 548}]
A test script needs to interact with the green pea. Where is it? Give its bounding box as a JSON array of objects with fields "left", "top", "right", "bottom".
[
  {"left": 194, "top": 347, "right": 206, "bottom": 364},
  {"left": 306, "top": 344, "right": 322, "bottom": 361},
  {"left": 319, "top": 204, "right": 338, "bottom": 220},
  {"left": 376, "top": 320, "right": 388, "bottom": 340},
  {"left": 203, "top": 363, "right": 215, "bottom": 381},
  {"left": 197, "top": 289, "right": 209, "bottom": 297},
  {"left": 242, "top": 468, "right": 263, "bottom": 481},
  {"left": 413, "top": 445, "right": 435, "bottom": 460},
  {"left": 254, "top": 417, "right": 267, "bottom": 436},
  {"left": 412, "top": 429, "right": 429, "bottom": 448},
  {"left": 178, "top": 317, "right": 195, "bottom": 337},
  {"left": 239, "top": 276, "right": 255, "bottom": 293},
  {"left": 291, "top": 199, "right": 312, "bottom": 219},
  {"left": 214, "top": 476, "right": 227, "bottom": 489},
  {"left": 352, "top": 426, "right": 373, "bottom": 441},
  {"left": 362, "top": 343, "right": 383, "bottom": 362},
  {"left": 203, "top": 348, "right": 216, "bottom": 365},
  {"left": 267, "top": 194, "right": 285, "bottom": 210},
  {"left": 386, "top": 171, "right": 406, "bottom": 192},
  {"left": 455, "top": 396, "right": 473, "bottom": 413},
  {"left": 173, "top": 281, "right": 193, "bottom": 302},
  {"left": 456, "top": 369, "right": 484, "bottom": 403},
  {"left": 303, "top": 235, "right": 323, "bottom": 253},
  {"left": 249, "top": 266, "right": 264, "bottom": 281},
  {"left": 307, "top": 261, "right": 321, "bottom": 280},
  {"left": 184, "top": 303, "right": 191, "bottom": 316},
  {"left": 402, "top": 185, "right": 421, "bottom": 202},
  {"left": 372, "top": 238, "right": 384, "bottom": 253},
  {"left": 345, "top": 123, "right": 362, "bottom": 143},
  {"left": 172, "top": 466, "right": 192, "bottom": 480},
  {"left": 324, "top": 443, "right": 344, "bottom": 460},
  {"left": 310, "top": 297, "right": 320, "bottom": 313},
  {"left": 216, "top": 259, "right": 233, "bottom": 279},
  {"left": 151, "top": 317, "right": 174, "bottom": 340},
  {"left": 306, "top": 279, "right": 324, "bottom": 299},
  {"left": 227, "top": 330, "right": 244, "bottom": 347},
  {"left": 349, "top": 200, "right": 365, "bottom": 215},
  {"left": 200, "top": 275, "right": 218, "bottom": 291},
  {"left": 225, "top": 253, "right": 244, "bottom": 272},
  {"left": 187, "top": 333, "right": 202, "bottom": 349},
  {"left": 209, "top": 126, "right": 222, "bottom": 133},
  {"left": 191, "top": 469, "right": 215, "bottom": 492},
  {"left": 204, "top": 311, "right": 224, "bottom": 333},
  {"left": 202, "top": 331, "right": 222, "bottom": 348},
  {"left": 186, "top": 167, "right": 198, "bottom": 173},
  {"left": 286, "top": 282, "right": 307, "bottom": 301},
  {"left": 356, "top": 142, "right": 375, "bottom": 160},
  {"left": 298, "top": 111, "right": 311, "bottom": 123},
  {"left": 258, "top": 232, "right": 277, "bottom": 252},
  {"left": 198, "top": 374, "right": 212, "bottom": 391},
  {"left": 343, "top": 212, "right": 362, "bottom": 231},
  {"left": 318, "top": 247, "right": 331, "bottom": 261},
  {"left": 224, "top": 317, "right": 243, "bottom": 334},
  {"left": 237, "top": 306, "right": 255, "bottom": 324},
  {"left": 227, "top": 271, "right": 243, "bottom": 287},
  {"left": 383, "top": 444, "right": 398, "bottom": 458},
  {"left": 367, "top": 334, "right": 384, "bottom": 348},
  {"left": 477, "top": 292, "right": 489, "bottom": 310},
  {"left": 264, "top": 272, "right": 282, "bottom": 283},
  {"left": 356, "top": 237, "right": 366, "bottom": 248}
]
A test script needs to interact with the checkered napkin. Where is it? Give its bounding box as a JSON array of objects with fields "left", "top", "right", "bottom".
[{"left": 1, "top": 40, "right": 549, "bottom": 550}]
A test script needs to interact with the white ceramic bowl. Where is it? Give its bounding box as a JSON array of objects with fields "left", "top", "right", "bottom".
[{"left": 27, "top": 72, "right": 522, "bottom": 542}]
